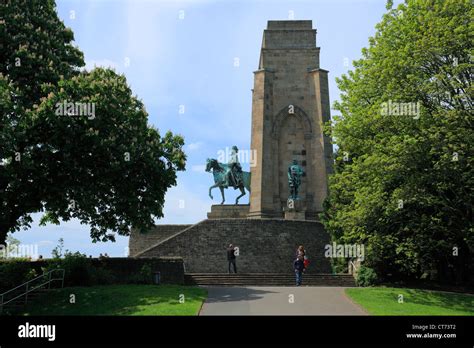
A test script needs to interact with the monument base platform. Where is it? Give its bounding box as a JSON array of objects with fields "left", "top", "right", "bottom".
[
  {"left": 284, "top": 210, "right": 306, "bottom": 220},
  {"left": 283, "top": 199, "right": 307, "bottom": 220},
  {"left": 207, "top": 204, "right": 250, "bottom": 219},
  {"left": 130, "top": 218, "right": 332, "bottom": 274}
]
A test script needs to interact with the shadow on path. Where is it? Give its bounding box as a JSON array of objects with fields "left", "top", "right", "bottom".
[{"left": 203, "top": 286, "right": 278, "bottom": 304}]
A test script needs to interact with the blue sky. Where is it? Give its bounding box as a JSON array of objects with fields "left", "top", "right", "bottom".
[{"left": 13, "top": 0, "right": 403, "bottom": 257}]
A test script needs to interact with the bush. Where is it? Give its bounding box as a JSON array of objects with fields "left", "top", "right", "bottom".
[
  {"left": 42, "top": 252, "right": 94, "bottom": 287},
  {"left": 89, "top": 266, "right": 116, "bottom": 285},
  {"left": 0, "top": 259, "right": 34, "bottom": 292},
  {"left": 356, "top": 266, "right": 379, "bottom": 287},
  {"left": 1, "top": 257, "right": 178, "bottom": 290},
  {"left": 331, "top": 258, "right": 348, "bottom": 274},
  {"left": 62, "top": 252, "right": 93, "bottom": 286},
  {"left": 128, "top": 263, "right": 154, "bottom": 284}
]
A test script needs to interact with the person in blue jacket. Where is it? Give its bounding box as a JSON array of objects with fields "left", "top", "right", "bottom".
[{"left": 294, "top": 254, "right": 305, "bottom": 286}]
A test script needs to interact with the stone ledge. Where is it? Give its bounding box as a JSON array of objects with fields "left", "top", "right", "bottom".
[{"left": 207, "top": 204, "right": 250, "bottom": 219}]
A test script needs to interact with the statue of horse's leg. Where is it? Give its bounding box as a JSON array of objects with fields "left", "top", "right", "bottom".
[
  {"left": 235, "top": 186, "right": 245, "bottom": 204},
  {"left": 220, "top": 186, "right": 225, "bottom": 204},
  {"left": 209, "top": 183, "right": 219, "bottom": 200}
]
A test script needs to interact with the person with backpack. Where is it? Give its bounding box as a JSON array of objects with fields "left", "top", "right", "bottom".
[{"left": 296, "top": 245, "right": 310, "bottom": 269}]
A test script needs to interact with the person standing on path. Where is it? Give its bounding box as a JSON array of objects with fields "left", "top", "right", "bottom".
[
  {"left": 294, "top": 254, "right": 305, "bottom": 286},
  {"left": 296, "top": 245, "right": 306, "bottom": 258},
  {"left": 227, "top": 244, "right": 237, "bottom": 274},
  {"left": 296, "top": 245, "right": 310, "bottom": 269}
]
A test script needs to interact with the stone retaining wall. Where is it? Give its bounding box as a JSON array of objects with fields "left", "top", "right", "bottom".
[{"left": 132, "top": 219, "right": 332, "bottom": 274}]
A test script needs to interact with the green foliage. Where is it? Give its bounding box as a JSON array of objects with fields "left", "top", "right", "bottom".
[
  {"left": 0, "top": 259, "right": 33, "bottom": 292},
  {"left": 356, "top": 266, "right": 379, "bottom": 287},
  {"left": 322, "top": 0, "right": 473, "bottom": 283},
  {"left": 331, "top": 257, "right": 348, "bottom": 274},
  {"left": 5, "top": 234, "right": 20, "bottom": 248},
  {"left": 140, "top": 264, "right": 153, "bottom": 284},
  {"left": 51, "top": 238, "right": 65, "bottom": 259},
  {"left": 89, "top": 266, "right": 116, "bottom": 285},
  {"left": 128, "top": 263, "right": 154, "bottom": 284},
  {"left": 0, "top": 257, "right": 167, "bottom": 292},
  {"left": 61, "top": 251, "right": 92, "bottom": 287},
  {"left": 0, "top": 0, "right": 186, "bottom": 244}
]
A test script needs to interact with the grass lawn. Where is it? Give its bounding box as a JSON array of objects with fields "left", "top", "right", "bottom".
[
  {"left": 20, "top": 284, "right": 207, "bottom": 316},
  {"left": 345, "top": 287, "right": 474, "bottom": 315}
]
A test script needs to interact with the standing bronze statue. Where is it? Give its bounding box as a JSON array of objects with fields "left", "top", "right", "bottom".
[{"left": 288, "top": 159, "right": 304, "bottom": 200}]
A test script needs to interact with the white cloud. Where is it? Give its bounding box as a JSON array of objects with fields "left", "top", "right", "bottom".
[{"left": 187, "top": 142, "right": 204, "bottom": 151}]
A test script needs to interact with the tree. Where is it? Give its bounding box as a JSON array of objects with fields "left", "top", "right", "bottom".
[
  {"left": 322, "top": 0, "right": 473, "bottom": 283},
  {"left": 0, "top": 0, "right": 186, "bottom": 244}
]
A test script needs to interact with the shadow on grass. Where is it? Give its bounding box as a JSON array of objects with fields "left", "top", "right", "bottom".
[
  {"left": 398, "top": 288, "right": 474, "bottom": 313},
  {"left": 17, "top": 285, "right": 207, "bottom": 316}
]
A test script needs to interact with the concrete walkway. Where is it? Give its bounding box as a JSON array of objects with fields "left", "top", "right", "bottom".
[{"left": 199, "top": 286, "right": 367, "bottom": 315}]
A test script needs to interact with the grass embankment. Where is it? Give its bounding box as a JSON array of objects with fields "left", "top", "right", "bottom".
[
  {"left": 20, "top": 284, "right": 207, "bottom": 316},
  {"left": 345, "top": 287, "right": 474, "bottom": 315}
]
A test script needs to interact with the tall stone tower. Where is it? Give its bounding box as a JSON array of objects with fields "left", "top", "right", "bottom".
[
  {"left": 129, "top": 20, "right": 336, "bottom": 275},
  {"left": 248, "top": 20, "right": 333, "bottom": 220}
]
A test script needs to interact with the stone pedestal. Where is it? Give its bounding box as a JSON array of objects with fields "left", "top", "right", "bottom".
[
  {"left": 284, "top": 210, "right": 306, "bottom": 220},
  {"left": 283, "top": 199, "right": 306, "bottom": 220},
  {"left": 207, "top": 204, "right": 250, "bottom": 219}
]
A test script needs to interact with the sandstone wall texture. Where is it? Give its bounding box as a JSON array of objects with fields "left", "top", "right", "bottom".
[
  {"left": 249, "top": 20, "right": 334, "bottom": 219},
  {"left": 129, "top": 224, "right": 191, "bottom": 257},
  {"left": 132, "top": 219, "right": 332, "bottom": 274}
]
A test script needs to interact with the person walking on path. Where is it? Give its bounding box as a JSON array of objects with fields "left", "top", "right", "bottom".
[
  {"left": 227, "top": 244, "right": 237, "bottom": 274},
  {"left": 296, "top": 245, "right": 310, "bottom": 269},
  {"left": 294, "top": 254, "right": 305, "bottom": 286}
]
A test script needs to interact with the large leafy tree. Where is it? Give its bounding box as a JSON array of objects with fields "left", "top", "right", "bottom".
[
  {"left": 0, "top": 0, "right": 185, "bottom": 244},
  {"left": 322, "top": 0, "right": 473, "bottom": 283}
]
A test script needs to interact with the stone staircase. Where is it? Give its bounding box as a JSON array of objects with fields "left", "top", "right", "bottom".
[
  {"left": 185, "top": 273, "right": 356, "bottom": 287},
  {"left": 1, "top": 269, "right": 65, "bottom": 315}
]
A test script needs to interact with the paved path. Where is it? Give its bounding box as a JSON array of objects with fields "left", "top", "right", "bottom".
[{"left": 199, "top": 286, "right": 367, "bottom": 315}]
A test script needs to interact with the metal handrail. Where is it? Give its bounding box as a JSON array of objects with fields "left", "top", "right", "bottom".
[
  {"left": 0, "top": 268, "right": 65, "bottom": 314},
  {"left": 350, "top": 260, "right": 358, "bottom": 272}
]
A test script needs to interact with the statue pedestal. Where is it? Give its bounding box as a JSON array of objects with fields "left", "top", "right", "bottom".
[
  {"left": 207, "top": 204, "right": 250, "bottom": 219},
  {"left": 283, "top": 199, "right": 307, "bottom": 220},
  {"left": 284, "top": 210, "right": 306, "bottom": 220}
]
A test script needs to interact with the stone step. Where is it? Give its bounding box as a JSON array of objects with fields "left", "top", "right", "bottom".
[
  {"left": 186, "top": 278, "right": 355, "bottom": 280},
  {"left": 188, "top": 282, "right": 355, "bottom": 284},
  {"left": 185, "top": 273, "right": 356, "bottom": 286},
  {"left": 186, "top": 273, "right": 353, "bottom": 276}
]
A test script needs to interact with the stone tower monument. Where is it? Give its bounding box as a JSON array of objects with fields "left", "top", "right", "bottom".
[
  {"left": 128, "top": 20, "right": 336, "bottom": 276},
  {"left": 248, "top": 20, "right": 333, "bottom": 220}
]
